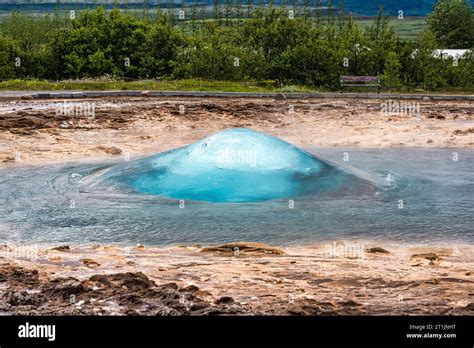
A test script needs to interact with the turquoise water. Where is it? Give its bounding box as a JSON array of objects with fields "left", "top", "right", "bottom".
[
  {"left": 0, "top": 140, "right": 473, "bottom": 246},
  {"left": 106, "top": 129, "right": 357, "bottom": 203}
]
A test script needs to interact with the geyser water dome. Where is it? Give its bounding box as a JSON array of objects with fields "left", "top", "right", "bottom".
[{"left": 91, "top": 128, "right": 362, "bottom": 203}]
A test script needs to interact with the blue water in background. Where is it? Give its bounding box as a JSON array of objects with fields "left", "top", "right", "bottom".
[
  {"left": 0, "top": 147, "right": 472, "bottom": 246},
  {"left": 2, "top": 0, "right": 473, "bottom": 16}
]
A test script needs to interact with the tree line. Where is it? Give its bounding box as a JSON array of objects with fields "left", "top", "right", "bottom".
[{"left": 0, "top": 0, "right": 473, "bottom": 91}]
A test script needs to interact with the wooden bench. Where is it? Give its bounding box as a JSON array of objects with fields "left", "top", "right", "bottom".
[{"left": 340, "top": 76, "right": 381, "bottom": 94}]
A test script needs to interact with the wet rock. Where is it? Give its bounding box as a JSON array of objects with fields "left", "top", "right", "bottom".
[
  {"left": 201, "top": 242, "right": 284, "bottom": 256},
  {"left": 124, "top": 308, "right": 140, "bottom": 315},
  {"left": 119, "top": 294, "right": 143, "bottom": 305},
  {"left": 465, "top": 303, "right": 474, "bottom": 311},
  {"left": 366, "top": 247, "right": 390, "bottom": 254},
  {"left": 286, "top": 298, "right": 341, "bottom": 315},
  {"left": 4, "top": 290, "right": 46, "bottom": 306},
  {"left": 0, "top": 267, "right": 40, "bottom": 285},
  {"left": 439, "top": 277, "right": 473, "bottom": 283},
  {"left": 89, "top": 272, "right": 156, "bottom": 292},
  {"left": 216, "top": 296, "right": 235, "bottom": 305},
  {"left": 112, "top": 272, "right": 156, "bottom": 291},
  {"left": 329, "top": 278, "right": 363, "bottom": 287},
  {"left": 181, "top": 284, "right": 199, "bottom": 293},
  {"left": 2, "top": 156, "right": 16, "bottom": 162},
  {"left": 453, "top": 128, "right": 474, "bottom": 135},
  {"left": 411, "top": 253, "right": 439, "bottom": 261},
  {"left": 308, "top": 278, "right": 333, "bottom": 286},
  {"left": 425, "top": 278, "right": 440, "bottom": 285},
  {"left": 88, "top": 274, "right": 113, "bottom": 287},
  {"left": 94, "top": 145, "right": 122, "bottom": 155},
  {"left": 41, "top": 277, "right": 88, "bottom": 299},
  {"left": 51, "top": 245, "right": 70, "bottom": 252},
  {"left": 0, "top": 244, "right": 12, "bottom": 252},
  {"left": 339, "top": 300, "right": 362, "bottom": 307},
  {"left": 157, "top": 282, "right": 179, "bottom": 291},
  {"left": 80, "top": 258, "right": 101, "bottom": 268}
]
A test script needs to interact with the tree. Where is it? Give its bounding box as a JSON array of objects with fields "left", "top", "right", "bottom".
[
  {"left": 428, "top": 0, "right": 474, "bottom": 48},
  {"left": 0, "top": 36, "right": 18, "bottom": 79},
  {"left": 404, "top": 31, "right": 448, "bottom": 90},
  {"left": 381, "top": 51, "right": 401, "bottom": 89}
]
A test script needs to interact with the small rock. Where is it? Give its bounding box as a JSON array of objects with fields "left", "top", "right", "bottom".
[
  {"left": 465, "top": 303, "right": 474, "bottom": 311},
  {"left": 48, "top": 256, "right": 64, "bottom": 263},
  {"left": 201, "top": 242, "right": 284, "bottom": 256},
  {"left": 410, "top": 252, "right": 439, "bottom": 261},
  {"left": 4, "top": 290, "right": 45, "bottom": 306},
  {"left": 2, "top": 156, "right": 15, "bottom": 163},
  {"left": 181, "top": 285, "right": 199, "bottom": 293},
  {"left": 51, "top": 245, "right": 70, "bottom": 252},
  {"left": 80, "top": 258, "right": 101, "bottom": 268},
  {"left": 365, "top": 247, "right": 390, "bottom": 254},
  {"left": 339, "top": 300, "right": 361, "bottom": 307},
  {"left": 94, "top": 145, "right": 122, "bottom": 156},
  {"left": 453, "top": 128, "right": 474, "bottom": 135},
  {"left": 425, "top": 278, "right": 440, "bottom": 285},
  {"left": 41, "top": 277, "right": 87, "bottom": 299},
  {"left": 216, "top": 296, "right": 235, "bottom": 305},
  {"left": 0, "top": 245, "right": 12, "bottom": 252}
]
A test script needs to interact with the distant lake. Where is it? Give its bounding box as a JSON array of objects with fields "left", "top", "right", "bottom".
[{"left": 0, "top": 0, "right": 473, "bottom": 16}]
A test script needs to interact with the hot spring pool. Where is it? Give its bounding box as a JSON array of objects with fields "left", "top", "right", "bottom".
[{"left": 0, "top": 131, "right": 473, "bottom": 246}]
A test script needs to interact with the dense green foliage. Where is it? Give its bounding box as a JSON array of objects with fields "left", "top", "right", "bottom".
[
  {"left": 428, "top": 0, "right": 474, "bottom": 48},
  {"left": 0, "top": 3, "right": 473, "bottom": 91}
]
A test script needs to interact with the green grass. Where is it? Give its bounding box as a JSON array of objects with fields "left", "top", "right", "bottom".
[
  {"left": 355, "top": 16, "right": 427, "bottom": 40},
  {"left": 1, "top": 78, "right": 472, "bottom": 94},
  {"left": 0, "top": 78, "right": 317, "bottom": 93}
]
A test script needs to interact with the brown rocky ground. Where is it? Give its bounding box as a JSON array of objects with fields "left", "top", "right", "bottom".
[
  {"left": 1, "top": 97, "right": 473, "bottom": 165},
  {"left": 1, "top": 242, "right": 473, "bottom": 315}
]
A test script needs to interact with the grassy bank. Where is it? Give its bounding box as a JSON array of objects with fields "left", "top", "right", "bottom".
[
  {"left": 1, "top": 79, "right": 473, "bottom": 94},
  {"left": 0, "top": 79, "right": 317, "bottom": 93}
]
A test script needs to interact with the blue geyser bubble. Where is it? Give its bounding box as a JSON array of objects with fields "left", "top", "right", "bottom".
[{"left": 87, "top": 128, "right": 371, "bottom": 203}]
